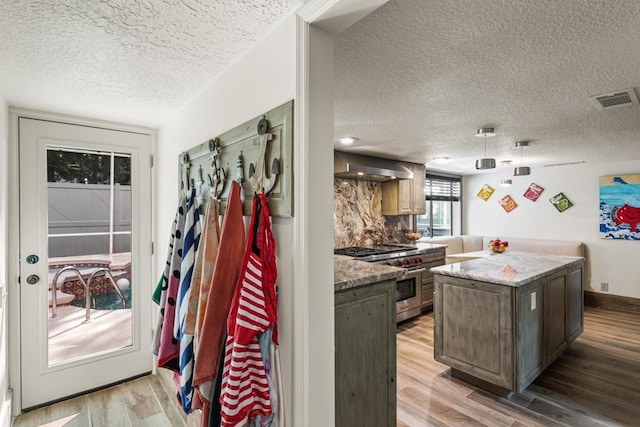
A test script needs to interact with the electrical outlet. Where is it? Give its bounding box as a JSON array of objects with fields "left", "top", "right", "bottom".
[
  {"left": 530, "top": 292, "right": 537, "bottom": 310},
  {"left": 600, "top": 282, "right": 609, "bottom": 292}
]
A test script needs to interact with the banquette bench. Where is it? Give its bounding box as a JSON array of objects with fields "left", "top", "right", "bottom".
[{"left": 419, "top": 235, "right": 584, "bottom": 264}]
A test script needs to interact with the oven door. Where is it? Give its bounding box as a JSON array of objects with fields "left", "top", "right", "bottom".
[{"left": 396, "top": 267, "right": 425, "bottom": 322}]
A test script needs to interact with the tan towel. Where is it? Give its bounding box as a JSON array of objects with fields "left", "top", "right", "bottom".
[
  {"left": 192, "top": 181, "right": 245, "bottom": 423},
  {"left": 183, "top": 197, "right": 220, "bottom": 336}
]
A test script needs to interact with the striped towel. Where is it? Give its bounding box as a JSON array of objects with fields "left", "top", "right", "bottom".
[
  {"left": 174, "top": 188, "right": 201, "bottom": 413},
  {"left": 220, "top": 254, "right": 272, "bottom": 426},
  {"left": 220, "top": 193, "right": 278, "bottom": 426}
]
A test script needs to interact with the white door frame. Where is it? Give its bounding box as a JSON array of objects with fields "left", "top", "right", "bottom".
[
  {"left": 293, "top": 1, "right": 388, "bottom": 425},
  {"left": 7, "top": 108, "right": 157, "bottom": 415}
]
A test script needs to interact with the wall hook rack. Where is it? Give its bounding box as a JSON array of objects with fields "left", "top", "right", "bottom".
[{"left": 177, "top": 100, "right": 293, "bottom": 216}]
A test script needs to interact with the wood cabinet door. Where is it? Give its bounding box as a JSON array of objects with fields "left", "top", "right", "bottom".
[
  {"left": 434, "top": 276, "right": 514, "bottom": 390},
  {"left": 397, "top": 178, "right": 413, "bottom": 214},
  {"left": 412, "top": 163, "right": 426, "bottom": 215},
  {"left": 335, "top": 280, "right": 396, "bottom": 427}
]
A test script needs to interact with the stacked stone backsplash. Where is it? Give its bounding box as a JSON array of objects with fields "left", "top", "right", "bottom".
[{"left": 334, "top": 178, "right": 411, "bottom": 248}]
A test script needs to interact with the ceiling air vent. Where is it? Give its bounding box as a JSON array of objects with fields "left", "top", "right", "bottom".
[{"left": 589, "top": 88, "right": 639, "bottom": 111}]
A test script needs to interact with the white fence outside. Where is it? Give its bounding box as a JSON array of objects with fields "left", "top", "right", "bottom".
[{"left": 48, "top": 183, "right": 131, "bottom": 257}]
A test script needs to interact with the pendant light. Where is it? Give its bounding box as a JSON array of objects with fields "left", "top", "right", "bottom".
[
  {"left": 500, "top": 177, "right": 512, "bottom": 186},
  {"left": 513, "top": 141, "right": 531, "bottom": 176},
  {"left": 475, "top": 128, "right": 496, "bottom": 170}
]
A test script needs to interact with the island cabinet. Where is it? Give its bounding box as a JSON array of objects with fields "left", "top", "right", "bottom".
[
  {"left": 335, "top": 279, "right": 396, "bottom": 427},
  {"left": 432, "top": 253, "right": 584, "bottom": 396},
  {"left": 381, "top": 162, "right": 426, "bottom": 215}
]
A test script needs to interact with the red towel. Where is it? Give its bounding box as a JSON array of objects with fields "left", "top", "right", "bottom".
[{"left": 220, "top": 192, "right": 278, "bottom": 426}]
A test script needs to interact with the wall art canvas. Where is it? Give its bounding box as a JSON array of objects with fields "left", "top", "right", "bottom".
[
  {"left": 523, "top": 183, "right": 544, "bottom": 202},
  {"left": 498, "top": 195, "right": 517, "bottom": 213},
  {"left": 599, "top": 174, "right": 640, "bottom": 240},
  {"left": 477, "top": 184, "right": 495, "bottom": 201},
  {"left": 549, "top": 192, "right": 573, "bottom": 212}
]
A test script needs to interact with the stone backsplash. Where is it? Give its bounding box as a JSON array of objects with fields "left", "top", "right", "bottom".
[{"left": 334, "top": 178, "right": 411, "bottom": 248}]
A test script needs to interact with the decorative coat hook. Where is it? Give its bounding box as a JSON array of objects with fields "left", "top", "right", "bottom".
[
  {"left": 181, "top": 152, "right": 191, "bottom": 195},
  {"left": 207, "top": 138, "right": 227, "bottom": 199},
  {"left": 236, "top": 150, "right": 245, "bottom": 183},
  {"left": 249, "top": 132, "right": 279, "bottom": 194},
  {"left": 249, "top": 117, "right": 280, "bottom": 194}
]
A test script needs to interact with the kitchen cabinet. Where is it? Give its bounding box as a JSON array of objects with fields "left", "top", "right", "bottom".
[
  {"left": 432, "top": 255, "right": 584, "bottom": 396},
  {"left": 420, "top": 247, "right": 446, "bottom": 310},
  {"left": 335, "top": 278, "right": 396, "bottom": 427},
  {"left": 381, "top": 162, "right": 426, "bottom": 215}
]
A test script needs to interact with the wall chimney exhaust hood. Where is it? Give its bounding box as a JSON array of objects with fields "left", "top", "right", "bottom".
[{"left": 334, "top": 151, "right": 413, "bottom": 181}]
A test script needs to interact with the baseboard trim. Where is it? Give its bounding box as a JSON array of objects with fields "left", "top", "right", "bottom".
[{"left": 584, "top": 291, "right": 640, "bottom": 313}]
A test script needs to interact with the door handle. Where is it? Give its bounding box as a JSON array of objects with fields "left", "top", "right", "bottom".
[{"left": 26, "top": 274, "right": 40, "bottom": 285}]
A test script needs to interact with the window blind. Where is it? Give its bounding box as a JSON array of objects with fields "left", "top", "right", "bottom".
[{"left": 425, "top": 175, "right": 461, "bottom": 201}]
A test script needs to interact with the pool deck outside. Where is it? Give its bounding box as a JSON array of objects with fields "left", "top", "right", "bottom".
[
  {"left": 49, "top": 305, "right": 133, "bottom": 365},
  {"left": 47, "top": 252, "right": 133, "bottom": 365}
]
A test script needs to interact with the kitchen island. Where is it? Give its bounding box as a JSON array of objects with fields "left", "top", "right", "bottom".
[
  {"left": 334, "top": 256, "right": 403, "bottom": 427},
  {"left": 431, "top": 252, "right": 585, "bottom": 396}
]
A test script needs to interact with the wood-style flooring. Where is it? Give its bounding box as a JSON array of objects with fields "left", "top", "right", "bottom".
[
  {"left": 397, "top": 307, "right": 640, "bottom": 426},
  {"left": 12, "top": 373, "right": 194, "bottom": 427},
  {"left": 13, "top": 306, "right": 640, "bottom": 426}
]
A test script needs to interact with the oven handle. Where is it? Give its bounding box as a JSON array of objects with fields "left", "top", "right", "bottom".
[{"left": 399, "top": 267, "right": 426, "bottom": 280}]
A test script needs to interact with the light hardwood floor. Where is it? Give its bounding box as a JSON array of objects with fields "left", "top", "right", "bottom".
[
  {"left": 397, "top": 307, "right": 640, "bottom": 426},
  {"left": 13, "top": 306, "right": 640, "bottom": 426}
]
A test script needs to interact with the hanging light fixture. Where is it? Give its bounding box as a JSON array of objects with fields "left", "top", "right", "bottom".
[
  {"left": 500, "top": 177, "right": 512, "bottom": 186},
  {"left": 513, "top": 141, "right": 531, "bottom": 176},
  {"left": 475, "top": 127, "right": 496, "bottom": 169}
]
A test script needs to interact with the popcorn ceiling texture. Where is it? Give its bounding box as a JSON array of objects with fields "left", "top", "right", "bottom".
[
  {"left": 334, "top": 0, "right": 640, "bottom": 174},
  {"left": 0, "top": 0, "right": 304, "bottom": 126}
]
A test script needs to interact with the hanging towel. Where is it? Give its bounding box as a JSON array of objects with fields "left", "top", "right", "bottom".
[
  {"left": 175, "top": 188, "right": 201, "bottom": 413},
  {"left": 156, "top": 196, "right": 188, "bottom": 371},
  {"left": 152, "top": 275, "right": 163, "bottom": 306},
  {"left": 220, "top": 192, "right": 278, "bottom": 427},
  {"left": 192, "top": 181, "right": 245, "bottom": 424},
  {"left": 151, "top": 200, "right": 180, "bottom": 355},
  {"left": 184, "top": 197, "right": 220, "bottom": 337}
]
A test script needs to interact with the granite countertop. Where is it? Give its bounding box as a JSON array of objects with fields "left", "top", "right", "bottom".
[
  {"left": 334, "top": 256, "right": 404, "bottom": 291},
  {"left": 430, "top": 251, "right": 585, "bottom": 287}
]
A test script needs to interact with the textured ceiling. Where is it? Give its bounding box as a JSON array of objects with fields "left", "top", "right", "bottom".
[
  {"left": 334, "top": 0, "right": 640, "bottom": 174},
  {"left": 0, "top": 0, "right": 305, "bottom": 127}
]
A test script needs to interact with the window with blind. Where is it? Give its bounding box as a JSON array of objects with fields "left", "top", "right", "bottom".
[{"left": 416, "top": 174, "right": 462, "bottom": 237}]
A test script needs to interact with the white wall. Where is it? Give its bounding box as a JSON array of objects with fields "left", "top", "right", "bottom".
[
  {"left": 157, "top": 13, "right": 299, "bottom": 423},
  {"left": 465, "top": 160, "right": 640, "bottom": 298},
  {"left": 0, "top": 99, "right": 11, "bottom": 426}
]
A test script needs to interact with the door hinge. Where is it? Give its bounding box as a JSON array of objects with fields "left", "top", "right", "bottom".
[
  {"left": 151, "top": 242, "right": 154, "bottom": 255},
  {"left": 150, "top": 155, "right": 154, "bottom": 168}
]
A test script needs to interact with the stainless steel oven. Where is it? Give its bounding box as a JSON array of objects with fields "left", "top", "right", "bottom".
[
  {"left": 334, "top": 244, "right": 426, "bottom": 322},
  {"left": 394, "top": 266, "right": 424, "bottom": 322}
]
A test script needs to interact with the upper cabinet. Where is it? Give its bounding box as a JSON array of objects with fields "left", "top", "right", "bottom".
[{"left": 382, "top": 163, "right": 426, "bottom": 215}]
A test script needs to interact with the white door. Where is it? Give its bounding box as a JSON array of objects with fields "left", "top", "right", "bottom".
[{"left": 18, "top": 117, "right": 153, "bottom": 409}]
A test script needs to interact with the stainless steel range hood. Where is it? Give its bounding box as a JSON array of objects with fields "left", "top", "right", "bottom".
[{"left": 334, "top": 151, "right": 413, "bottom": 181}]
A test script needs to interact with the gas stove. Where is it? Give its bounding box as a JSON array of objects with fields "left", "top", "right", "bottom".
[
  {"left": 334, "top": 245, "right": 409, "bottom": 257},
  {"left": 335, "top": 244, "right": 427, "bottom": 322},
  {"left": 334, "top": 244, "right": 424, "bottom": 268}
]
